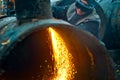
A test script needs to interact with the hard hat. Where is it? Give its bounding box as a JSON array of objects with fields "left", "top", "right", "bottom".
[{"left": 75, "top": 0, "right": 94, "bottom": 13}]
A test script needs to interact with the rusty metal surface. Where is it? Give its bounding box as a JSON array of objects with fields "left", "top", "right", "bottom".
[
  {"left": 0, "top": 19, "right": 115, "bottom": 79},
  {"left": 0, "top": 19, "right": 72, "bottom": 58},
  {"left": 0, "top": 17, "right": 116, "bottom": 79},
  {"left": 0, "top": 17, "right": 16, "bottom": 29},
  {"left": 15, "top": 0, "right": 52, "bottom": 23},
  {"left": 0, "top": 17, "right": 17, "bottom": 62}
]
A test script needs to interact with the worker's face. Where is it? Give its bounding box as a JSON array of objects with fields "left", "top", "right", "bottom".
[
  {"left": 76, "top": 8, "right": 85, "bottom": 15},
  {"left": 76, "top": 0, "right": 88, "bottom": 15}
]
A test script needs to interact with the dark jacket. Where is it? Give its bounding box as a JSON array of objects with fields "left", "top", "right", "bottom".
[{"left": 67, "top": 3, "right": 100, "bottom": 38}]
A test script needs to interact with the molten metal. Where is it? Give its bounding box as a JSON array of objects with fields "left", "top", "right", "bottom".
[{"left": 49, "top": 27, "right": 76, "bottom": 80}]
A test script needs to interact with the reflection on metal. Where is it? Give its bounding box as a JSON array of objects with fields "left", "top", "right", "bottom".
[
  {"left": 86, "top": 47, "right": 95, "bottom": 72},
  {"left": 49, "top": 27, "right": 77, "bottom": 80},
  {"left": 1, "top": 39, "right": 10, "bottom": 45},
  {"left": 0, "top": 26, "right": 8, "bottom": 35}
]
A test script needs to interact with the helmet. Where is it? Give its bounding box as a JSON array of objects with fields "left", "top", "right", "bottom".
[{"left": 75, "top": 0, "right": 94, "bottom": 13}]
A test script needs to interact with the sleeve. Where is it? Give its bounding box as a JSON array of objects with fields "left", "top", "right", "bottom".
[{"left": 78, "top": 21, "right": 100, "bottom": 38}]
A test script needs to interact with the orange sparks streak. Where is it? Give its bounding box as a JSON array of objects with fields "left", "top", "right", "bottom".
[{"left": 49, "top": 27, "right": 76, "bottom": 80}]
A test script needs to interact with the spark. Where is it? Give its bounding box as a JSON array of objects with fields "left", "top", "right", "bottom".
[{"left": 49, "top": 27, "right": 76, "bottom": 80}]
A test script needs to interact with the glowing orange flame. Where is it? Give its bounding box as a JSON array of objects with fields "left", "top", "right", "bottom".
[{"left": 49, "top": 27, "right": 76, "bottom": 80}]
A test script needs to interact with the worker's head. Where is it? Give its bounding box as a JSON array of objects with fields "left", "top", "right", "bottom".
[{"left": 75, "top": 0, "right": 94, "bottom": 15}]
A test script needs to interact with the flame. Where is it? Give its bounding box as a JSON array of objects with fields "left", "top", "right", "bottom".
[{"left": 49, "top": 27, "right": 76, "bottom": 80}]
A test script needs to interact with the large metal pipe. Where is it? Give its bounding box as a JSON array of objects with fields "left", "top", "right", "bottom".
[
  {"left": 0, "top": 19, "right": 115, "bottom": 80},
  {"left": 0, "top": 0, "right": 116, "bottom": 80},
  {"left": 14, "top": 0, "right": 52, "bottom": 24}
]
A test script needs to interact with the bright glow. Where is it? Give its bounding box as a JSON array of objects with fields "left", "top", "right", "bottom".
[{"left": 49, "top": 27, "right": 76, "bottom": 80}]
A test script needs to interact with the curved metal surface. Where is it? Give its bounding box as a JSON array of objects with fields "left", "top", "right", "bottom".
[{"left": 0, "top": 18, "right": 115, "bottom": 80}]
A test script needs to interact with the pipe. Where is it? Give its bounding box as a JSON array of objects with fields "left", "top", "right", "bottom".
[{"left": 14, "top": 0, "right": 52, "bottom": 24}]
